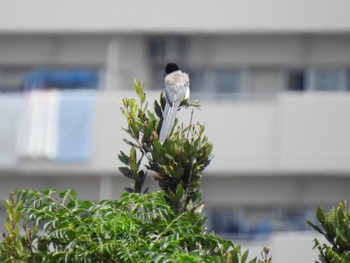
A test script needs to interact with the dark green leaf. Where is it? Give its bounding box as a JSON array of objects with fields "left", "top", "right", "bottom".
[
  {"left": 317, "top": 207, "right": 326, "bottom": 225},
  {"left": 119, "top": 167, "right": 133, "bottom": 179}
]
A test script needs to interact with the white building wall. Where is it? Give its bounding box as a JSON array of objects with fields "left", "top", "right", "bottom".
[
  {"left": 0, "top": 0, "right": 350, "bottom": 33},
  {"left": 278, "top": 93, "right": 350, "bottom": 171},
  {"left": 3, "top": 91, "right": 349, "bottom": 174},
  {"left": 184, "top": 35, "right": 350, "bottom": 67},
  {"left": 0, "top": 35, "right": 110, "bottom": 66},
  {"left": 2, "top": 34, "right": 350, "bottom": 93}
]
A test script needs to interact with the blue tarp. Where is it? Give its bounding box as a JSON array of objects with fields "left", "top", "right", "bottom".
[{"left": 23, "top": 69, "right": 99, "bottom": 90}]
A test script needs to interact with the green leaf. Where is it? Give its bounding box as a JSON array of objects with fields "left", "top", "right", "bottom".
[
  {"left": 164, "top": 153, "right": 174, "bottom": 161},
  {"left": 123, "top": 138, "right": 139, "bottom": 148},
  {"left": 317, "top": 207, "right": 326, "bottom": 225},
  {"left": 337, "top": 206, "right": 345, "bottom": 225},
  {"left": 154, "top": 100, "right": 163, "bottom": 119},
  {"left": 324, "top": 221, "right": 336, "bottom": 239},
  {"left": 119, "top": 167, "right": 133, "bottom": 179},
  {"left": 134, "top": 79, "right": 146, "bottom": 104},
  {"left": 248, "top": 257, "right": 257, "bottom": 263},
  {"left": 175, "top": 185, "right": 184, "bottom": 201},
  {"left": 130, "top": 147, "right": 137, "bottom": 162},
  {"left": 336, "top": 228, "right": 348, "bottom": 249},
  {"left": 307, "top": 220, "right": 325, "bottom": 235},
  {"left": 118, "top": 151, "right": 129, "bottom": 165},
  {"left": 130, "top": 123, "right": 140, "bottom": 139},
  {"left": 241, "top": 249, "right": 249, "bottom": 263}
]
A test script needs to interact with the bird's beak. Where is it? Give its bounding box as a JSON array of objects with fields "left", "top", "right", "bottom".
[{"left": 163, "top": 72, "right": 166, "bottom": 77}]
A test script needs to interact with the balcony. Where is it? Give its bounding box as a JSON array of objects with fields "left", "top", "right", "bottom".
[{"left": 0, "top": 90, "right": 350, "bottom": 174}]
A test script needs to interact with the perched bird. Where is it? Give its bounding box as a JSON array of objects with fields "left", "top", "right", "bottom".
[{"left": 159, "top": 63, "right": 190, "bottom": 143}]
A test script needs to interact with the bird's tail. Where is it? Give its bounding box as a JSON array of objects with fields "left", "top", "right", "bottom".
[{"left": 159, "top": 104, "right": 177, "bottom": 143}]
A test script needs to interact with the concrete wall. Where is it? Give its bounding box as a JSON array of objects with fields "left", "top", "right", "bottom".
[
  {"left": 277, "top": 93, "right": 350, "bottom": 172},
  {"left": 243, "top": 232, "right": 323, "bottom": 263},
  {"left": 0, "top": 35, "right": 110, "bottom": 66},
  {"left": 3, "top": 35, "right": 350, "bottom": 68},
  {"left": 184, "top": 35, "right": 350, "bottom": 67},
  {"left": 0, "top": 35, "right": 151, "bottom": 90},
  {"left": 2, "top": 34, "right": 350, "bottom": 94},
  {"left": 0, "top": 0, "right": 350, "bottom": 33},
  {"left": 3, "top": 91, "right": 349, "bottom": 174}
]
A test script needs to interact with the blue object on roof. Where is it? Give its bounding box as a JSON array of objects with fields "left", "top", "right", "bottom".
[{"left": 23, "top": 69, "right": 99, "bottom": 90}]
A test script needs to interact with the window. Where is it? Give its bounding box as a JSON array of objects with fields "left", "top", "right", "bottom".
[
  {"left": 216, "top": 69, "right": 242, "bottom": 94},
  {"left": 23, "top": 68, "right": 100, "bottom": 91},
  {"left": 207, "top": 207, "right": 315, "bottom": 240},
  {"left": 187, "top": 70, "right": 213, "bottom": 94},
  {"left": 309, "top": 69, "right": 347, "bottom": 91},
  {"left": 0, "top": 67, "right": 27, "bottom": 92},
  {"left": 286, "top": 68, "right": 349, "bottom": 92},
  {"left": 187, "top": 68, "right": 244, "bottom": 100},
  {"left": 148, "top": 37, "right": 184, "bottom": 63},
  {"left": 210, "top": 210, "right": 244, "bottom": 236},
  {"left": 0, "top": 67, "right": 101, "bottom": 92},
  {"left": 149, "top": 39, "right": 166, "bottom": 62},
  {"left": 286, "top": 69, "right": 306, "bottom": 91}
]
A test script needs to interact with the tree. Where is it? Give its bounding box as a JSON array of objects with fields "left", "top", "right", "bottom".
[
  {"left": 0, "top": 80, "right": 271, "bottom": 262},
  {"left": 119, "top": 80, "right": 210, "bottom": 213}
]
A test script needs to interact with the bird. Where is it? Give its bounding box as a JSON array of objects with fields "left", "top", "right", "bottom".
[{"left": 159, "top": 63, "right": 190, "bottom": 143}]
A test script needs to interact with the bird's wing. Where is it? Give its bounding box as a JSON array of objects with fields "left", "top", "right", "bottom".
[
  {"left": 160, "top": 72, "right": 190, "bottom": 143},
  {"left": 164, "top": 72, "right": 190, "bottom": 106},
  {"left": 164, "top": 85, "right": 189, "bottom": 106}
]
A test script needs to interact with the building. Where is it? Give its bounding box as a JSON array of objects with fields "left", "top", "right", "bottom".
[{"left": 1, "top": 1, "right": 350, "bottom": 261}]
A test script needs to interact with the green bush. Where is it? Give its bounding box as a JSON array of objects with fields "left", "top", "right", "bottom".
[
  {"left": 0, "top": 80, "right": 271, "bottom": 262},
  {"left": 119, "top": 80, "right": 208, "bottom": 213},
  {"left": 0, "top": 189, "right": 249, "bottom": 262},
  {"left": 308, "top": 201, "right": 350, "bottom": 263}
]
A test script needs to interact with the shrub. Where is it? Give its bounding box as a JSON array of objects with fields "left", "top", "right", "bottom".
[
  {"left": 0, "top": 80, "right": 271, "bottom": 262},
  {"left": 119, "top": 80, "right": 208, "bottom": 213},
  {"left": 308, "top": 201, "right": 350, "bottom": 263},
  {"left": 1, "top": 189, "right": 254, "bottom": 262}
]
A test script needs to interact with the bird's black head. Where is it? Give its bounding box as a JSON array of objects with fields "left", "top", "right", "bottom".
[{"left": 164, "top": 63, "right": 180, "bottom": 75}]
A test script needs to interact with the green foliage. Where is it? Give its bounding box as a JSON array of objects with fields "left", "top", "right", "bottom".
[
  {"left": 119, "top": 80, "right": 211, "bottom": 213},
  {"left": 257, "top": 247, "right": 272, "bottom": 263},
  {"left": 0, "top": 80, "right": 271, "bottom": 262},
  {"left": 0, "top": 189, "right": 261, "bottom": 262},
  {"left": 0, "top": 192, "right": 33, "bottom": 262},
  {"left": 308, "top": 201, "right": 350, "bottom": 263}
]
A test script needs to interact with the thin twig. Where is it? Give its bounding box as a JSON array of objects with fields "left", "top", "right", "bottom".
[{"left": 186, "top": 109, "right": 195, "bottom": 141}]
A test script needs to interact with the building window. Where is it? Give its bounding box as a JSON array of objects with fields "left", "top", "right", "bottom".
[
  {"left": 286, "top": 69, "right": 306, "bottom": 91},
  {"left": 0, "top": 67, "right": 26, "bottom": 92},
  {"left": 286, "top": 68, "right": 349, "bottom": 92},
  {"left": 216, "top": 69, "right": 242, "bottom": 94},
  {"left": 188, "top": 68, "right": 245, "bottom": 100},
  {"left": 149, "top": 39, "right": 166, "bottom": 62},
  {"left": 148, "top": 37, "right": 184, "bottom": 63},
  {"left": 207, "top": 207, "right": 315, "bottom": 240},
  {"left": 308, "top": 69, "right": 347, "bottom": 91},
  {"left": 0, "top": 67, "right": 101, "bottom": 92},
  {"left": 188, "top": 70, "right": 213, "bottom": 94}
]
